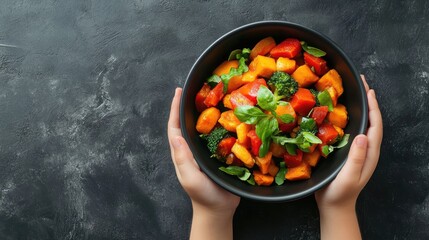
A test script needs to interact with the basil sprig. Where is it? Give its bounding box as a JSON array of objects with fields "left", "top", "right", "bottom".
[
  {"left": 219, "top": 166, "right": 251, "bottom": 181},
  {"left": 300, "top": 41, "right": 327, "bottom": 57},
  {"left": 234, "top": 86, "right": 294, "bottom": 157}
]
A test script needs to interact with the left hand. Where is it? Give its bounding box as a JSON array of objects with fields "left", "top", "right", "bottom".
[{"left": 168, "top": 88, "right": 240, "bottom": 214}]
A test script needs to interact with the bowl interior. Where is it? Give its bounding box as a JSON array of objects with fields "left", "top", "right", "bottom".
[{"left": 180, "top": 21, "right": 368, "bottom": 202}]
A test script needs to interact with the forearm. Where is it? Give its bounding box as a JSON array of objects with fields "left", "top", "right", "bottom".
[
  {"left": 319, "top": 204, "right": 362, "bottom": 240},
  {"left": 190, "top": 204, "right": 235, "bottom": 240}
]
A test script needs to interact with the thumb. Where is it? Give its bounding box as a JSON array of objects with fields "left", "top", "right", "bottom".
[
  {"left": 336, "top": 135, "right": 368, "bottom": 184},
  {"left": 171, "top": 136, "right": 200, "bottom": 183}
]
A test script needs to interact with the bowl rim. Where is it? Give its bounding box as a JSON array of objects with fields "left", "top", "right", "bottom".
[{"left": 180, "top": 20, "right": 368, "bottom": 202}]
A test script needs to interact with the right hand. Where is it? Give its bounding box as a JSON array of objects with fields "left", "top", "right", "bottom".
[{"left": 315, "top": 75, "right": 383, "bottom": 210}]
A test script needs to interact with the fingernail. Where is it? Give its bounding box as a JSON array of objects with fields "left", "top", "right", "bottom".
[
  {"left": 172, "top": 136, "right": 182, "bottom": 149},
  {"left": 355, "top": 136, "right": 367, "bottom": 147}
]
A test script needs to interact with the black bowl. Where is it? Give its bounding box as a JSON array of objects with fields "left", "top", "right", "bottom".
[{"left": 180, "top": 21, "right": 368, "bottom": 202}]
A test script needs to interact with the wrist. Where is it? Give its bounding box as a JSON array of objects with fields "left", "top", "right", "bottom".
[{"left": 192, "top": 201, "right": 236, "bottom": 220}]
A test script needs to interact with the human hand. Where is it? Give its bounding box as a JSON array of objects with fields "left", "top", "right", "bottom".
[
  {"left": 315, "top": 75, "right": 383, "bottom": 240},
  {"left": 315, "top": 75, "right": 383, "bottom": 210},
  {"left": 167, "top": 88, "right": 240, "bottom": 215}
]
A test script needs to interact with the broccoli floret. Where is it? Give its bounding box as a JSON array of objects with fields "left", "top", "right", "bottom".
[
  {"left": 200, "top": 127, "right": 229, "bottom": 156},
  {"left": 267, "top": 71, "right": 298, "bottom": 101}
]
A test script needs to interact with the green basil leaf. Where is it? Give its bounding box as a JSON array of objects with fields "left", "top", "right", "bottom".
[
  {"left": 317, "top": 90, "right": 334, "bottom": 112},
  {"left": 275, "top": 162, "right": 287, "bottom": 185},
  {"left": 300, "top": 117, "right": 317, "bottom": 132},
  {"left": 256, "top": 117, "right": 278, "bottom": 157},
  {"left": 246, "top": 175, "right": 256, "bottom": 185},
  {"left": 279, "top": 114, "right": 294, "bottom": 124},
  {"left": 237, "top": 48, "right": 251, "bottom": 60},
  {"left": 298, "top": 141, "right": 312, "bottom": 151},
  {"left": 207, "top": 74, "right": 221, "bottom": 87},
  {"left": 219, "top": 166, "right": 251, "bottom": 181},
  {"left": 334, "top": 134, "right": 350, "bottom": 149},
  {"left": 302, "top": 132, "right": 322, "bottom": 144},
  {"left": 272, "top": 135, "right": 301, "bottom": 145},
  {"left": 321, "top": 145, "right": 334, "bottom": 156},
  {"left": 300, "top": 41, "right": 327, "bottom": 57},
  {"left": 285, "top": 143, "right": 297, "bottom": 155},
  {"left": 234, "top": 106, "right": 266, "bottom": 124},
  {"left": 228, "top": 49, "right": 242, "bottom": 61},
  {"left": 257, "top": 86, "right": 276, "bottom": 112},
  {"left": 238, "top": 168, "right": 251, "bottom": 181}
]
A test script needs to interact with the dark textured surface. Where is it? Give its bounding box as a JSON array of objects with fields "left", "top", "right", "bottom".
[{"left": 0, "top": 1, "right": 427, "bottom": 239}]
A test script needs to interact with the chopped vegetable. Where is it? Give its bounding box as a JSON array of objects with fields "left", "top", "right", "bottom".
[
  {"left": 267, "top": 71, "right": 298, "bottom": 101},
  {"left": 195, "top": 36, "right": 350, "bottom": 186},
  {"left": 200, "top": 126, "right": 228, "bottom": 155}
]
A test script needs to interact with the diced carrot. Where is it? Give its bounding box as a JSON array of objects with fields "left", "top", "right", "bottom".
[
  {"left": 226, "top": 75, "right": 245, "bottom": 93},
  {"left": 276, "top": 57, "right": 296, "bottom": 74},
  {"left": 218, "top": 110, "right": 241, "bottom": 132},
  {"left": 327, "top": 104, "right": 348, "bottom": 128},
  {"left": 255, "top": 152, "right": 273, "bottom": 175},
  {"left": 222, "top": 94, "right": 233, "bottom": 109},
  {"left": 315, "top": 69, "right": 344, "bottom": 96},
  {"left": 290, "top": 88, "right": 316, "bottom": 116},
  {"left": 275, "top": 103, "right": 297, "bottom": 123},
  {"left": 236, "top": 122, "right": 252, "bottom": 147},
  {"left": 269, "top": 142, "right": 286, "bottom": 158},
  {"left": 275, "top": 103, "right": 297, "bottom": 132},
  {"left": 231, "top": 142, "right": 254, "bottom": 168},
  {"left": 268, "top": 160, "right": 280, "bottom": 177},
  {"left": 291, "top": 64, "right": 319, "bottom": 88},
  {"left": 285, "top": 162, "right": 311, "bottom": 181},
  {"left": 250, "top": 37, "right": 276, "bottom": 60},
  {"left": 249, "top": 55, "right": 277, "bottom": 78},
  {"left": 303, "top": 150, "right": 321, "bottom": 167},
  {"left": 241, "top": 70, "right": 258, "bottom": 83},
  {"left": 195, "top": 107, "right": 221, "bottom": 134},
  {"left": 213, "top": 60, "right": 239, "bottom": 76},
  {"left": 253, "top": 170, "right": 274, "bottom": 186}
]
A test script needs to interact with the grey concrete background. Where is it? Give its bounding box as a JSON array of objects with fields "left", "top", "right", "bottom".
[{"left": 0, "top": 0, "right": 427, "bottom": 239}]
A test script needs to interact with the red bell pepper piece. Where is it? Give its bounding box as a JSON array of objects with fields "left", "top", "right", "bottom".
[
  {"left": 217, "top": 137, "right": 237, "bottom": 157},
  {"left": 283, "top": 149, "right": 303, "bottom": 168},
  {"left": 310, "top": 106, "right": 329, "bottom": 125},
  {"left": 195, "top": 83, "right": 211, "bottom": 112},
  {"left": 237, "top": 78, "right": 267, "bottom": 104},
  {"left": 229, "top": 91, "right": 255, "bottom": 109},
  {"left": 290, "top": 88, "right": 316, "bottom": 116},
  {"left": 247, "top": 130, "right": 262, "bottom": 156},
  {"left": 317, "top": 123, "right": 339, "bottom": 145},
  {"left": 303, "top": 52, "right": 329, "bottom": 76},
  {"left": 270, "top": 38, "right": 302, "bottom": 59},
  {"left": 204, "top": 82, "right": 225, "bottom": 107}
]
